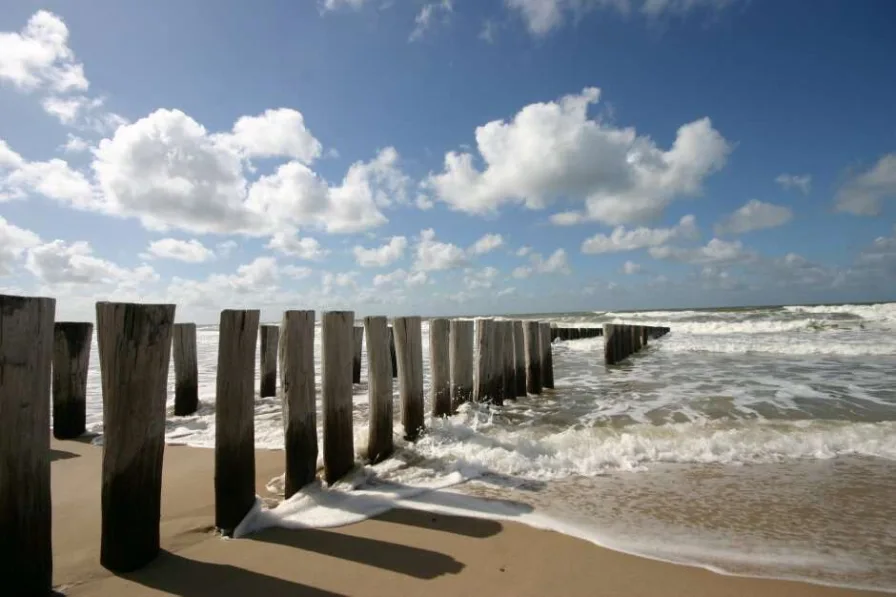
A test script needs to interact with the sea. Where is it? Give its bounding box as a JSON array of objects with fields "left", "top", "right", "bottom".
[{"left": 79, "top": 302, "right": 896, "bottom": 593}]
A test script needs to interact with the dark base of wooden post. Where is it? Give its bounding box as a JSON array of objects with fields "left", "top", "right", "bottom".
[
  {"left": 53, "top": 399, "right": 86, "bottom": 439},
  {"left": 174, "top": 381, "right": 199, "bottom": 416}
]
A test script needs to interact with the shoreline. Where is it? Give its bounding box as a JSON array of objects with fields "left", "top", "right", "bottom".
[{"left": 52, "top": 439, "right": 891, "bottom": 596}]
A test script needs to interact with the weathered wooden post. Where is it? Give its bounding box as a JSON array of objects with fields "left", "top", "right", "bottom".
[
  {"left": 641, "top": 326, "right": 649, "bottom": 347},
  {"left": 97, "top": 301, "right": 175, "bottom": 570},
  {"left": 52, "top": 321, "right": 92, "bottom": 438},
  {"left": 259, "top": 324, "right": 279, "bottom": 398},
  {"left": 449, "top": 319, "right": 474, "bottom": 411},
  {"left": 365, "top": 316, "right": 393, "bottom": 463},
  {"left": 394, "top": 316, "right": 424, "bottom": 440},
  {"left": 214, "top": 309, "right": 259, "bottom": 537},
  {"left": 388, "top": 325, "right": 397, "bottom": 378},
  {"left": 474, "top": 318, "right": 495, "bottom": 403},
  {"left": 280, "top": 310, "right": 317, "bottom": 498},
  {"left": 523, "top": 321, "right": 542, "bottom": 394},
  {"left": 501, "top": 321, "right": 516, "bottom": 401},
  {"left": 491, "top": 320, "right": 506, "bottom": 406},
  {"left": 512, "top": 320, "right": 526, "bottom": 397},
  {"left": 322, "top": 311, "right": 355, "bottom": 484},
  {"left": 429, "top": 318, "right": 451, "bottom": 417},
  {"left": 0, "top": 294, "right": 55, "bottom": 594},
  {"left": 540, "top": 322, "right": 554, "bottom": 389},
  {"left": 352, "top": 325, "right": 363, "bottom": 384},
  {"left": 631, "top": 326, "right": 641, "bottom": 353},
  {"left": 172, "top": 323, "right": 198, "bottom": 416},
  {"left": 604, "top": 323, "right": 617, "bottom": 365}
]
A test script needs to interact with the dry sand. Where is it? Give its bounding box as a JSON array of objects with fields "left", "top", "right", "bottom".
[{"left": 50, "top": 438, "right": 890, "bottom": 597}]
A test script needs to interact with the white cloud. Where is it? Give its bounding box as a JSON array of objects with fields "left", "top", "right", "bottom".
[
  {"left": 282, "top": 265, "right": 313, "bottom": 279},
  {"left": 497, "top": 286, "right": 515, "bottom": 297},
  {"left": 26, "top": 239, "right": 157, "bottom": 286},
  {"left": 3, "top": 151, "right": 95, "bottom": 208},
  {"left": 415, "top": 194, "right": 435, "bottom": 210},
  {"left": 0, "top": 216, "right": 41, "bottom": 274},
  {"left": 168, "top": 257, "right": 280, "bottom": 306},
  {"left": 413, "top": 228, "right": 469, "bottom": 271},
  {"left": 0, "top": 11, "right": 88, "bottom": 93},
  {"left": 714, "top": 199, "right": 792, "bottom": 236},
  {"left": 61, "top": 134, "right": 89, "bottom": 153},
  {"left": 775, "top": 173, "right": 811, "bottom": 195},
  {"left": 353, "top": 235, "right": 408, "bottom": 267},
  {"left": 410, "top": 0, "right": 453, "bottom": 42},
  {"left": 516, "top": 246, "right": 532, "bottom": 257},
  {"left": 650, "top": 237, "right": 752, "bottom": 264},
  {"left": 622, "top": 260, "right": 642, "bottom": 275},
  {"left": 426, "top": 87, "right": 730, "bottom": 225},
  {"left": 581, "top": 214, "right": 698, "bottom": 254},
  {"left": 835, "top": 154, "right": 896, "bottom": 216},
  {"left": 266, "top": 230, "right": 330, "bottom": 260},
  {"left": 464, "top": 266, "right": 500, "bottom": 290},
  {"left": 142, "top": 238, "right": 214, "bottom": 263},
  {"left": 469, "top": 233, "right": 504, "bottom": 255},
  {"left": 322, "top": 271, "right": 359, "bottom": 294},
  {"left": 506, "top": 0, "right": 739, "bottom": 36},
  {"left": 513, "top": 248, "right": 571, "bottom": 277},
  {"left": 222, "top": 108, "right": 322, "bottom": 163},
  {"left": 216, "top": 240, "right": 238, "bottom": 257}
]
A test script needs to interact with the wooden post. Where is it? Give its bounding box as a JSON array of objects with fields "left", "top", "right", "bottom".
[
  {"left": 214, "top": 309, "right": 259, "bottom": 537},
  {"left": 540, "top": 322, "right": 554, "bottom": 389},
  {"left": 474, "top": 318, "right": 494, "bottom": 403},
  {"left": 97, "top": 301, "right": 175, "bottom": 571},
  {"left": 352, "top": 326, "right": 363, "bottom": 384},
  {"left": 429, "top": 318, "right": 451, "bottom": 417},
  {"left": 449, "top": 319, "right": 474, "bottom": 411},
  {"left": 491, "top": 320, "right": 506, "bottom": 406},
  {"left": 634, "top": 326, "right": 643, "bottom": 352},
  {"left": 394, "top": 316, "right": 424, "bottom": 440},
  {"left": 512, "top": 320, "right": 526, "bottom": 397},
  {"left": 388, "top": 326, "right": 397, "bottom": 378},
  {"left": 280, "top": 310, "right": 317, "bottom": 498},
  {"left": 501, "top": 321, "right": 516, "bottom": 400},
  {"left": 172, "top": 323, "right": 198, "bottom": 416},
  {"left": 259, "top": 324, "right": 279, "bottom": 398},
  {"left": 52, "top": 321, "right": 93, "bottom": 438},
  {"left": 322, "top": 311, "right": 355, "bottom": 484},
  {"left": 604, "top": 323, "right": 617, "bottom": 365},
  {"left": 365, "top": 316, "right": 393, "bottom": 463},
  {"left": 0, "top": 294, "right": 54, "bottom": 594},
  {"left": 642, "top": 326, "right": 649, "bottom": 347},
  {"left": 523, "top": 321, "right": 542, "bottom": 394}
]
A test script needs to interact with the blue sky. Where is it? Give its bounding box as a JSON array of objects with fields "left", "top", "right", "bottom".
[{"left": 1, "top": 0, "right": 895, "bottom": 322}]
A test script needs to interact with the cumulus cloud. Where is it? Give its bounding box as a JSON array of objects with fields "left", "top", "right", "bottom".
[
  {"left": 222, "top": 108, "right": 323, "bottom": 163},
  {"left": 26, "top": 239, "right": 157, "bottom": 286},
  {"left": 835, "top": 154, "right": 896, "bottom": 216},
  {"left": 373, "top": 268, "right": 429, "bottom": 288},
  {"left": 650, "top": 238, "right": 753, "bottom": 265},
  {"left": 468, "top": 233, "right": 504, "bottom": 255},
  {"left": 464, "top": 266, "right": 500, "bottom": 290},
  {"left": 1, "top": 142, "right": 95, "bottom": 207},
  {"left": 581, "top": 214, "right": 698, "bottom": 254},
  {"left": 142, "top": 238, "right": 214, "bottom": 263},
  {"left": 506, "top": 0, "right": 740, "bottom": 36},
  {"left": 0, "top": 11, "right": 87, "bottom": 93},
  {"left": 266, "top": 230, "right": 330, "bottom": 260},
  {"left": 410, "top": 0, "right": 453, "bottom": 42},
  {"left": 0, "top": 216, "right": 41, "bottom": 274},
  {"left": 425, "top": 87, "right": 730, "bottom": 225},
  {"left": 513, "top": 248, "right": 571, "bottom": 278},
  {"left": 714, "top": 200, "right": 793, "bottom": 236},
  {"left": 413, "top": 228, "right": 469, "bottom": 271},
  {"left": 168, "top": 257, "right": 281, "bottom": 306},
  {"left": 775, "top": 173, "right": 811, "bottom": 195},
  {"left": 61, "top": 134, "right": 89, "bottom": 153},
  {"left": 353, "top": 236, "right": 408, "bottom": 267}
]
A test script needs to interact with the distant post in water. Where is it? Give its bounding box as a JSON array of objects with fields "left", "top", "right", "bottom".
[
  {"left": 523, "top": 321, "right": 542, "bottom": 394},
  {"left": 322, "top": 311, "right": 355, "bottom": 484},
  {"left": 501, "top": 321, "right": 516, "bottom": 400},
  {"left": 172, "top": 322, "right": 198, "bottom": 416},
  {"left": 259, "top": 324, "right": 279, "bottom": 398},
  {"left": 388, "top": 325, "right": 398, "bottom": 378},
  {"left": 52, "top": 321, "right": 93, "bottom": 438},
  {"left": 449, "top": 319, "right": 474, "bottom": 411},
  {"left": 429, "top": 318, "right": 451, "bottom": 417},
  {"left": 215, "top": 309, "right": 260, "bottom": 537},
  {"left": 352, "top": 326, "right": 363, "bottom": 384},
  {"left": 604, "top": 323, "right": 617, "bottom": 365},
  {"left": 512, "top": 320, "right": 526, "bottom": 397},
  {"left": 540, "top": 322, "right": 554, "bottom": 389},
  {"left": 280, "top": 310, "right": 317, "bottom": 498},
  {"left": 395, "top": 316, "right": 424, "bottom": 440},
  {"left": 365, "top": 316, "right": 393, "bottom": 463},
  {"left": 97, "top": 301, "right": 175, "bottom": 570},
  {"left": 0, "top": 294, "right": 55, "bottom": 594}
]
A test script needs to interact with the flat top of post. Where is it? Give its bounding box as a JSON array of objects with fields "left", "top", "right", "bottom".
[
  {"left": 96, "top": 301, "right": 175, "bottom": 308},
  {"left": 323, "top": 310, "right": 354, "bottom": 316}
]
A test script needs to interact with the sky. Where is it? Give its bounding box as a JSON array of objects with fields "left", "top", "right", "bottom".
[{"left": 1, "top": 0, "right": 895, "bottom": 322}]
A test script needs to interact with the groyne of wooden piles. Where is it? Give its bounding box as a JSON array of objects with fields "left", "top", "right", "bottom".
[
  {"left": 551, "top": 326, "right": 603, "bottom": 341},
  {"left": 603, "top": 324, "right": 670, "bottom": 365},
  {"left": 0, "top": 294, "right": 566, "bottom": 591}
]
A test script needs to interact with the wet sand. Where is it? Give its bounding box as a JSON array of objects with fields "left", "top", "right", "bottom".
[{"left": 51, "top": 439, "right": 890, "bottom": 597}]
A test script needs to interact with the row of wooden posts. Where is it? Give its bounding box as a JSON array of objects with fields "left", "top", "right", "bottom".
[
  {"left": 603, "top": 324, "right": 670, "bottom": 365},
  {"left": 1, "top": 295, "right": 570, "bottom": 594},
  {"left": 551, "top": 326, "right": 603, "bottom": 342}
]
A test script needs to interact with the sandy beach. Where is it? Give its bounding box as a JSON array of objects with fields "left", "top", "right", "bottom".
[{"left": 51, "top": 438, "right": 890, "bottom": 597}]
